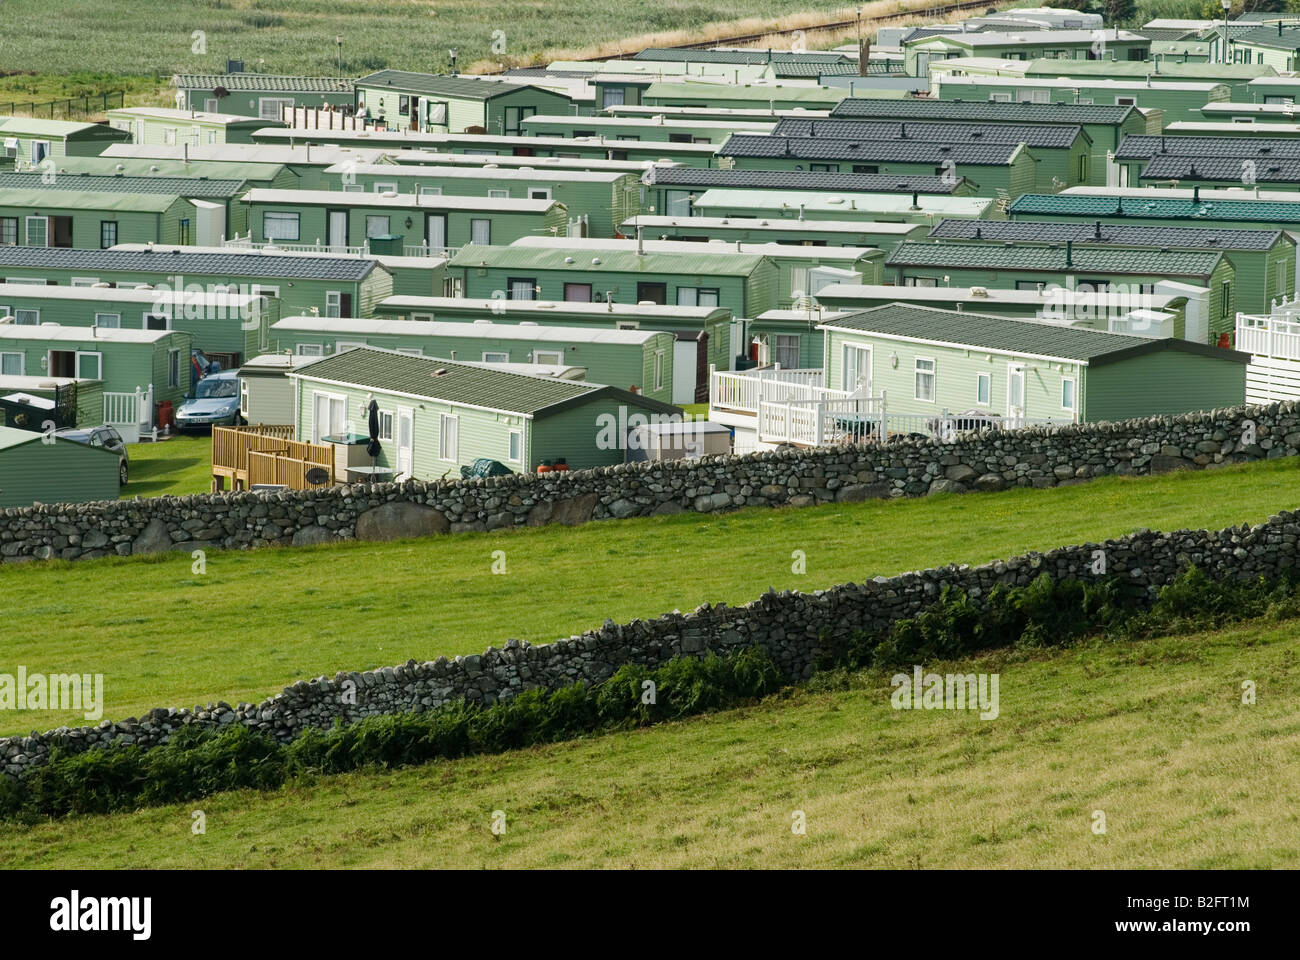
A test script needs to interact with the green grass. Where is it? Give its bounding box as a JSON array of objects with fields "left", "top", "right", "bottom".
[
  {"left": 0, "top": 457, "right": 1297, "bottom": 735},
  {"left": 120, "top": 434, "right": 214, "bottom": 499},
  {"left": 1, "top": 615, "right": 1294, "bottom": 868}
]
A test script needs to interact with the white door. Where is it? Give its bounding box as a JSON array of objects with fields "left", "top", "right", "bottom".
[
  {"left": 1006, "top": 363, "right": 1026, "bottom": 421},
  {"left": 328, "top": 210, "right": 348, "bottom": 249},
  {"left": 426, "top": 213, "right": 447, "bottom": 253},
  {"left": 395, "top": 407, "right": 414, "bottom": 478},
  {"left": 841, "top": 344, "right": 872, "bottom": 393},
  {"left": 312, "top": 392, "right": 346, "bottom": 443}
]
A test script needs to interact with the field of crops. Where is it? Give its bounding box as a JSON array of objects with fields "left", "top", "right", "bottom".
[{"left": 0, "top": 0, "right": 968, "bottom": 79}]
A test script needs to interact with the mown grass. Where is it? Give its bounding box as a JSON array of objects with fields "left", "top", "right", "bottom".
[
  {"left": 0, "top": 0, "right": 1000, "bottom": 78},
  {"left": 120, "top": 434, "right": 214, "bottom": 500},
  {"left": 1, "top": 615, "right": 1294, "bottom": 868},
  {"left": 0, "top": 457, "right": 1297, "bottom": 735}
]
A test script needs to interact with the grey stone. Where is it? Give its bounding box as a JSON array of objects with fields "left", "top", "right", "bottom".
[
  {"left": 131, "top": 518, "right": 173, "bottom": 555},
  {"left": 355, "top": 502, "right": 450, "bottom": 542}
]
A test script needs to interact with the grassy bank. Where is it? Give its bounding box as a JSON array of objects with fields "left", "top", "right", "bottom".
[{"left": 0, "top": 457, "right": 1297, "bottom": 734}]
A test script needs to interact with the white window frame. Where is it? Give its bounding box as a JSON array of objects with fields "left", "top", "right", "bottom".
[
  {"left": 653, "top": 349, "right": 665, "bottom": 390},
  {"left": 70, "top": 276, "right": 100, "bottom": 288},
  {"left": 507, "top": 427, "right": 522, "bottom": 463},
  {"left": 365, "top": 215, "right": 391, "bottom": 238},
  {"left": 526, "top": 186, "right": 552, "bottom": 201},
  {"left": 841, "top": 343, "right": 872, "bottom": 393},
  {"left": 377, "top": 409, "right": 395, "bottom": 441},
  {"left": 163, "top": 127, "right": 177, "bottom": 146},
  {"left": 240, "top": 377, "right": 249, "bottom": 416},
  {"left": 25, "top": 216, "right": 48, "bottom": 247},
  {"left": 14, "top": 308, "right": 39, "bottom": 326},
  {"left": 482, "top": 350, "right": 509, "bottom": 363},
  {"left": 534, "top": 349, "right": 564, "bottom": 365},
  {"left": 334, "top": 340, "right": 367, "bottom": 352},
  {"left": 0, "top": 351, "right": 25, "bottom": 376},
  {"left": 373, "top": 181, "right": 399, "bottom": 194},
  {"left": 470, "top": 218, "right": 491, "bottom": 245},
  {"left": 204, "top": 98, "right": 219, "bottom": 113},
  {"left": 75, "top": 350, "right": 103, "bottom": 379},
  {"left": 325, "top": 291, "right": 343, "bottom": 318},
  {"left": 263, "top": 211, "right": 300, "bottom": 242},
  {"left": 310, "top": 390, "right": 347, "bottom": 443},
  {"left": 168, "top": 348, "right": 181, "bottom": 388},
  {"left": 29, "top": 140, "right": 51, "bottom": 164},
  {"left": 487, "top": 188, "right": 509, "bottom": 199},
  {"left": 418, "top": 185, "right": 443, "bottom": 196},
  {"left": 142, "top": 313, "right": 171, "bottom": 330},
  {"left": 395, "top": 346, "right": 424, "bottom": 356},
  {"left": 1061, "top": 376, "right": 1076, "bottom": 412},
  {"left": 438, "top": 412, "right": 459, "bottom": 462},
  {"left": 251, "top": 284, "right": 280, "bottom": 299},
  {"left": 913, "top": 356, "right": 936, "bottom": 403},
  {"left": 94, "top": 312, "right": 122, "bottom": 328},
  {"left": 976, "top": 372, "right": 991, "bottom": 406},
  {"left": 774, "top": 334, "right": 800, "bottom": 369},
  {"left": 296, "top": 343, "right": 326, "bottom": 356},
  {"left": 259, "top": 97, "right": 295, "bottom": 122}
]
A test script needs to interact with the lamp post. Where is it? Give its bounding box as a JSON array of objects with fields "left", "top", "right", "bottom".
[
  {"left": 1221, "top": 0, "right": 1231, "bottom": 65},
  {"left": 336, "top": 36, "right": 343, "bottom": 72}
]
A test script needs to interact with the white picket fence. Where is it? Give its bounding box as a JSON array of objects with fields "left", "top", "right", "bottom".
[
  {"left": 1235, "top": 313, "right": 1300, "bottom": 403},
  {"left": 104, "top": 385, "right": 153, "bottom": 443}
]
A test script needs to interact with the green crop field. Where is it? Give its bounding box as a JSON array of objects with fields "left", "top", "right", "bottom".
[
  {"left": 0, "top": 0, "right": 942, "bottom": 79},
  {"left": 2, "top": 615, "right": 1295, "bottom": 868},
  {"left": 1, "top": 457, "right": 1297, "bottom": 735}
]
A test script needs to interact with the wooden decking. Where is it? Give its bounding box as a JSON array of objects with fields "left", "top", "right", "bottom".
[{"left": 211, "top": 425, "right": 336, "bottom": 492}]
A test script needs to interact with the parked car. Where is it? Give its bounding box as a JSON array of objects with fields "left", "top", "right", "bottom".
[
  {"left": 55, "top": 425, "right": 129, "bottom": 485},
  {"left": 175, "top": 370, "right": 243, "bottom": 432}
]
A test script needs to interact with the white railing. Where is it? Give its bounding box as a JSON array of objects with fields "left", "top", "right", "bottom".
[
  {"left": 221, "top": 236, "right": 453, "bottom": 259},
  {"left": 1236, "top": 313, "right": 1300, "bottom": 361},
  {"left": 709, "top": 366, "right": 830, "bottom": 414},
  {"left": 104, "top": 385, "right": 153, "bottom": 444},
  {"left": 758, "top": 395, "right": 887, "bottom": 447}
]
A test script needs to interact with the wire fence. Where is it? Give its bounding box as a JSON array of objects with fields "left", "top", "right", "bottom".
[{"left": 0, "top": 91, "right": 124, "bottom": 120}]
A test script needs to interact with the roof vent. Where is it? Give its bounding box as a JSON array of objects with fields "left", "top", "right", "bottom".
[
  {"left": 592, "top": 257, "right": 601, "bottom": 265},
  {"left": 432, "top": 368, "right": 448, "bottom": 376}
]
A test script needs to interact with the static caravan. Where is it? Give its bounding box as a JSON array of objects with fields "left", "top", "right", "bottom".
[
  {"left": 98, "top": 142, "right": 390, "bottom": 190},
  {"left": 623, "top": 215, "right": 928, "bottom": 254},
  {"left": 0, "top": 246, "right": 391, "bottom": 357},
  {"left": 0, "top": 282, "right": 272, "bottom": 362},
  {"left": 353, "top": 72, "right": 573, "bottom": 135},
  {"left": 931, "top": 75, "right": 1230, "bottom": 125},
  {"left": 236, "top": 353, "right": 322, "bottom": 427},
  {"left": 641, "top": 166, "right": 971, "bottom": 219},
  {"left": 812, "top": 283, "right": 1197, "bottom": 339},
  {"left": 767, "top": 116, "right": 1094, "bottom": 191},
  {"left": 904, "top": 30, "right": 1151, "bottom": 77},
  {"left": 288, "top": 346, "right": 681, "bottom": 476},
  {"left": 0, "top": 117, "right": 130, "bottom": 166},
  {"left": 170, "top": 73, "right": 355, "bottom": 120},
  {"left": 0, "top": 171, "right": 249, "bottom": 244},
  {"left": 45, "top": 154, "right": 300, "bottom": 191},
  {"left": 689, "top": 188, "right": 1001, "bottom": 223},
  {"left": 1114, "top": 134, "right": 1300, "bottom": 191},
  {"left": 104, "top": 107, "right": 277, "bottom": 146},
  {"left": 829, "top": 97, "right": 1151, "bottom": 182},
  {"left": 716, "top": 134, "right": 1039, "bottom": 198},
  {"left": 318, "top": 162, "right": 641, "bottom": 238},
  {"left": 927, "top": 217, "right": 1295, "bottom": 316},
  {"left": 815, "top": 303, "right": 1247, "bottom": 424},
  {"left": 884, "top": 240, "right": 1236, "bottom": 342},
  {"left": 270, "top": 316, "right": 677, "bottom": 404},
  {"left": 0, "top": 325, "right": 192, "bottom": 427},
  {"left": 372, "top": 295, "right": 733, "bottom": 393},
  {"left": 640, "top": 81, "right": 850, "bottom": 111},
  {"left": 378, "top": 149, "right": 659, "bottom": 176},
  {"left": 447, "top": 242, "right": 778, "bottom": 319},
  {"left": 506, "top": 235, "right": 883, "bottom": 309},
  {"left": 0, "top": 424, "right": 120, "bottom": 508},
  {"left": 242, "top": 188, "right": 569, "bottom": 254},
  {"left": 520, "top": 114, "right": 777, "bottom": 144}
]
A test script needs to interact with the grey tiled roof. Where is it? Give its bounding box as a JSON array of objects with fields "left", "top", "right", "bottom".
[
  {"left": 1117, "top": 135, "right": 1300, "bottom": 160},
  {"left": 631, "top": 48, "right": 850, "bottom": 64},
  {"left": 772, "top": 117, "right": 1087, "bottom": 148},
  {"left": 928, "top": 217, "right": 1284, "bottom": 250},
  {"left": 718, "top": 133, "right": 1023, "bottom": 164},
  {"left": 642, "top": 166, "right": 962, "bottom": 193},
  {"left": 820, "top": 303, "right": 1245, "bottom": 366},
  {"left": 886, "top": 240, "right": 1224, "bottom": 275},
  {"left": 0, "top": 172, "right": 247, "bottom": 198},
  {"left": 1142, "top": 154, "right": 1300, "bottom": 183},
  {"left": 172, "top": 73, "right": 354, "bottom": 93},
  {"left": 830, "top": 97, "right": 1136, "bottom": 125},
  {"left": 0, "top": 247, "right": 376, "bottom": 280},
  {"left": 355, "top": 71, "right": 530, "bottom": 99}
]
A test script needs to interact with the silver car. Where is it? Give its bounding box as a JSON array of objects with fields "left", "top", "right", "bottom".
[{"left": 55, "top": 426, "right": 130, "bottom": 485}]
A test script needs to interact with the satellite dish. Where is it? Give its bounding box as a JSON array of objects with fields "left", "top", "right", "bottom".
[{"left": 305, "top": 467, "right": 331, "bottom": 486}]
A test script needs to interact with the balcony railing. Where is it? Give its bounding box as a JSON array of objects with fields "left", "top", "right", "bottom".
[
  {"left": 709, "top": 365, "right": 842, "bottom": 414},
  {"left": 221, "top": 236, "right": 454, "bottom": 259},
  {"left": 1236, "top": 313, "right": 1300, "bottom": 361}
]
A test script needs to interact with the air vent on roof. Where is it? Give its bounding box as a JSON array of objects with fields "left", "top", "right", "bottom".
[{"left": 432, "top": 368, "right": 448, "bottom": 377}]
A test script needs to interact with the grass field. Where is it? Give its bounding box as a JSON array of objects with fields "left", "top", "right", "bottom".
[
  {"left": 120, "top": 434, "right": 214, "bottom": 500},
  {"left": 1, "top": 457, "right": 1297, "bottom": 735},
  {"left": 0, "top": 0, "right": 988, "bottom": 79},
  {"left": 2, "top": 616, "right": 1295, "bottom": 868}
]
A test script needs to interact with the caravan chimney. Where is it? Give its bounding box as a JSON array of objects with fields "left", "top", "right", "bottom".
[
  {"left": 1094, "top": 219, "right": 1101, "bottom": 240},
  {"left": 1066, "top": 239, "right": 1073, "bottom": 268},
  {"left": 1193, "top": 184, "right": 1200, "bottom": 202},
  {"left": 636, "top": 225, "right": 644, "bottom": 255},
  {"left": 798, "top": 202, "right": 805, "bottom": 221}
]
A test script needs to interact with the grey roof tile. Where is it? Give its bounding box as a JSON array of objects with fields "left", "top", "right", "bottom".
[{"left": 0, "top": 247, "right": 376, "bottom": 280}]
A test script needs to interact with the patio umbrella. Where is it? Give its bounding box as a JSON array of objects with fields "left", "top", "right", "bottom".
[{"left": 366, "top": 398, "right": 381, "bottom": 463}]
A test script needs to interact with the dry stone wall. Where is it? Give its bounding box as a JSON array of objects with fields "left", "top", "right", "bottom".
[
  {"left": 1, "top": 402, "right": 1297, "bottom": 563},
  {"left": 2, "top": 508, "right": 1298, "bottom": 783}
]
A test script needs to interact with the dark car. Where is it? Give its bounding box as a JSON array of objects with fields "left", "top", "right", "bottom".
[{"left": 55, "top": 425, "right": 130, "bottom": 485}]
